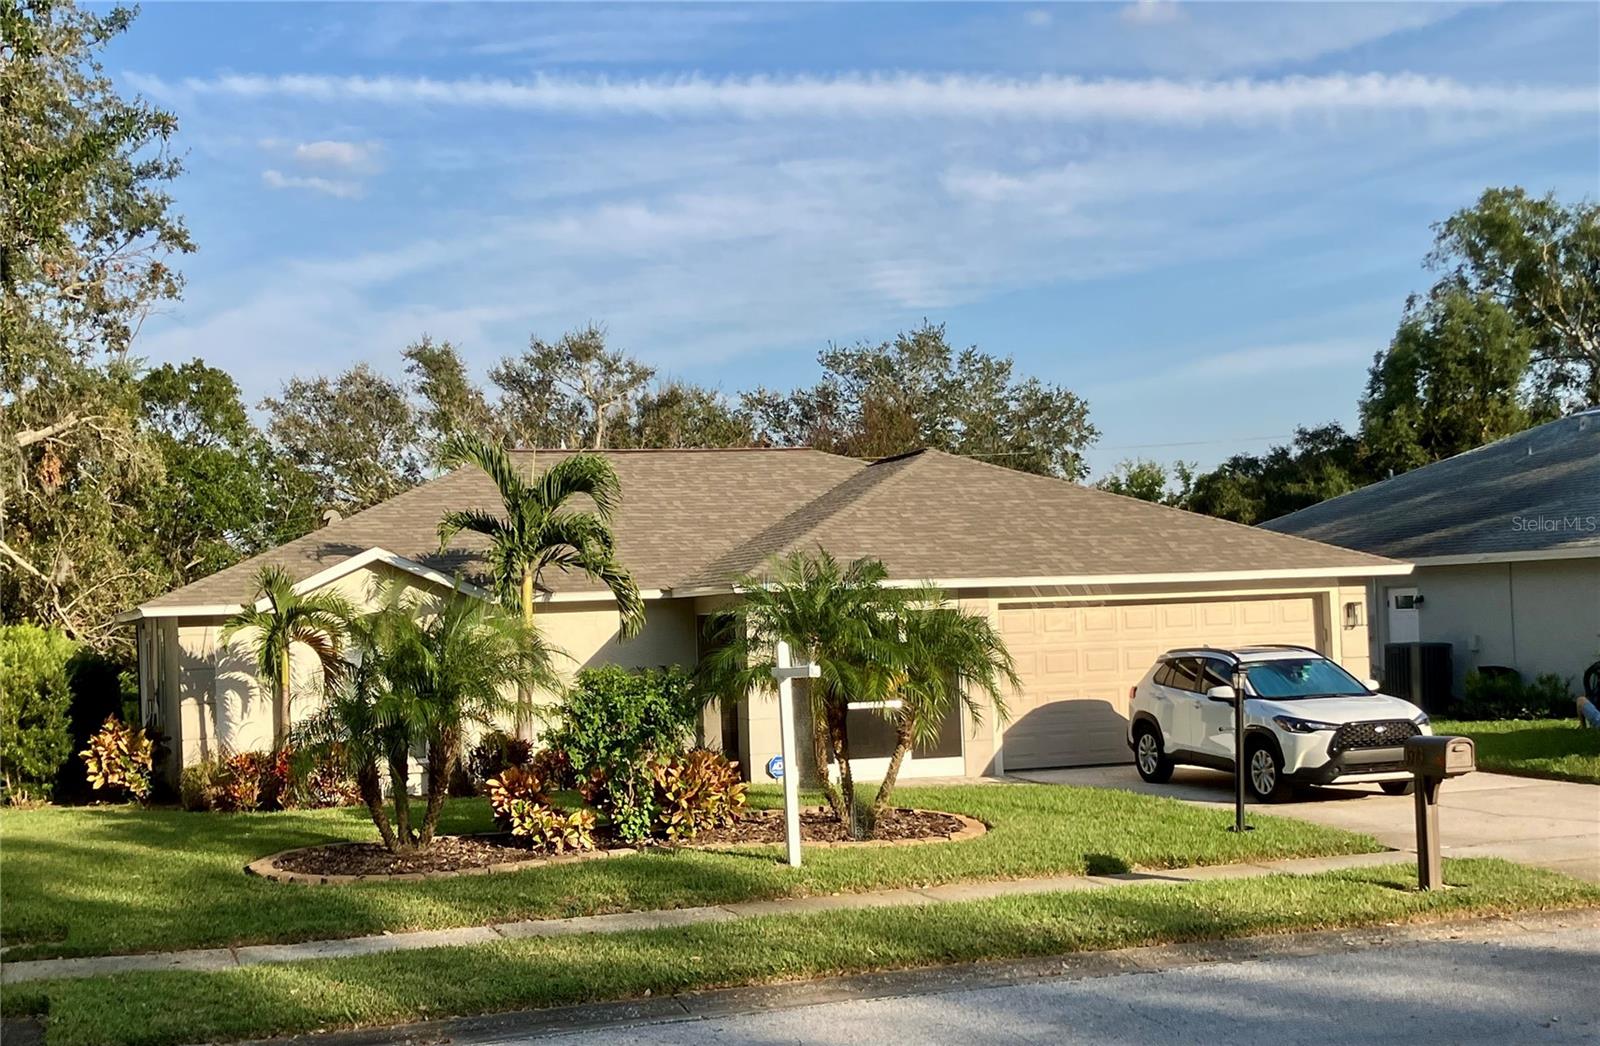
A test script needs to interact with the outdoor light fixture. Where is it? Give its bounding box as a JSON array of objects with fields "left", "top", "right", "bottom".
[{"left": 1344, "top": 601, "right": 1364, "bottom": 628}]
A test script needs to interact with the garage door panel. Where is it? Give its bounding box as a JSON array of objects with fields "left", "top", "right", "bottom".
[{"left": 1002, "top": 595, "right": 1320, "bottom": 770}]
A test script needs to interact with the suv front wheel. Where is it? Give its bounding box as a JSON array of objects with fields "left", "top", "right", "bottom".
[
  {"left": 1132, "top": 723, "right": 1174, "bottom": 783},
  {"left": 1243, "top": 739, "right": 1292, "bottom": 803}
]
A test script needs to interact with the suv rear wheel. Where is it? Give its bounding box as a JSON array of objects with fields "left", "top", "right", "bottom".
[
  {"left": 1132, "top": 723, "right": 1174, "bottom": 783},
  {"left": 1244, "top": 739, "right": 1292, "bottom": 802}
]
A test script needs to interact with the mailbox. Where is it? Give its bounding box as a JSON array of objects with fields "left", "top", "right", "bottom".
[
  {"left": 1403, "top": 734, "right": 1476, "bottom": 891},
  {"left": 1403, "top": 735, "right": 1476, "bottom": 778}
]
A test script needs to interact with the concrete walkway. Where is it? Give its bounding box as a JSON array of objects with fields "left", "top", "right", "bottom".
[
  {"left": 0, "top": 850, "right": 1407, "bottom": 985},
  {"left": 1013, "top": 766, "right": 1600, "bottom": 882}
]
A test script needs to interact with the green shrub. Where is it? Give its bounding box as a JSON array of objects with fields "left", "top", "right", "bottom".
[
  {"left": 542, "top": 666, "right": 699, "bottom": 842},
  {"left": 180, "top": 757, "right": 226, "bottom": 811},
  {"left": 286, "top": 746, "right": 359, "bottom": 809},
  {"left": 0, "top": 624, "right": 77, "bottom": 802},
  {"left": 1460, "top": 671, "right": 1574, "bottom": 720},
  {"left": 80, "top": 716, "right": 153, "bottom": 802},
  {"left": 650, "top": 748, "right": 748, "bottom": 840}
]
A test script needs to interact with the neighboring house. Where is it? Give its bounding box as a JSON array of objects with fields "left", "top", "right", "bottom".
[
  {"left": 1263, "top": 409, "right": 1600, "bottom": 696},
  {"left": 120, "top": 447, "right": 1405, "bottom": 783}
]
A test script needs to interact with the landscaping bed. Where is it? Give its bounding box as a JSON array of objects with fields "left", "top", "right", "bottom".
[
  {"left": 256, "top": 809, "right": 980, "bottom": 881},
  {"left": 6, "top": 859, "right": 1596, "bottom": 1046}
]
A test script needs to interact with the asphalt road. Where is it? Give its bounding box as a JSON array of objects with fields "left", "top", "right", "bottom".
[{"left": 543, "top": 923, "right": 1595, "bottom": 1046}]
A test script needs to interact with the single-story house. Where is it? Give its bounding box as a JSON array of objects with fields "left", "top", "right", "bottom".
[
  {"left": 1263, "top": 408, "right": 1600, "bottom": 697},
  {"left": 121, "top": 447, "right": 1406, "bottom": 784}
]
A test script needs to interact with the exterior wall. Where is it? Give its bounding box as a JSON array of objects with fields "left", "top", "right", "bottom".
[
  {"left": 1371, "top": 558, "right": 1600, "bottom": 695},
  {"left": 147, "top": 566, "right": 701, "bottom": 769}
]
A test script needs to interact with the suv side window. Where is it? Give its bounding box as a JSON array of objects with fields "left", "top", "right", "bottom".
[
  {"left": 1165, "top": 657, "right": 1202, "bottom": 692},
  {"left": 1198, "top": 658, "right": 1234, "bottom": 691}
]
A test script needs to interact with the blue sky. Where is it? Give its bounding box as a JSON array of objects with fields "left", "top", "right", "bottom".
[{"left": 113, "top": 1, "right": 1599, "bottom": 476}]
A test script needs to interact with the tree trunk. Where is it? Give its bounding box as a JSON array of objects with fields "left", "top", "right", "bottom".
[
  {"left": 873, "top": 721, "right": 916, "bottom": 816},
  {"left": 275, "top": 649, "right": 292, "bottom": 751},
  {"left": 389, "top": 754, "right": 415, "bottom": 849},
  {"left": 419, "top": 734, "right": 456, "bottom": 846},
  {"left": 518, "top": 568, "right": 535, "bottom": 739},
  {"left": 828, "top": 700, "right": 868, "bottom": 839},
  {"left": 358, "top": 762, "right": 398, "bottom": 851},
  {"left": 810, "top": 688, "right": 846, "bottom": 821}
]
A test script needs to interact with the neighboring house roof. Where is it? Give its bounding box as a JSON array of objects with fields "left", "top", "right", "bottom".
[
  {"left": 134, "top": 445, "right": 1403, "bottom": 617},
  {"left": 1262, "top": 408, "right": 1600, "bottom": 562}
]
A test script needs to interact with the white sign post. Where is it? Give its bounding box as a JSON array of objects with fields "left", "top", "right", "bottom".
[{"left": 771, "top": 639, "right": 819, "bottom": 868}]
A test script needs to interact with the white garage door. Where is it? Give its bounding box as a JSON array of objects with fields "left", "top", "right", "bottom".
[{"left": 998, "top": 596, "right": 1321, "bottom": 770}]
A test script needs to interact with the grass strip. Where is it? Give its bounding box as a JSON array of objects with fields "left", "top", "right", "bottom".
[
  {"left": 13, "top": 858, "right": 1597, "bottom": 1046},
  {"left": 0, "top": 783, "right": 1376, "bottom": 960},
  {"left": 1434, "top": 719, "right": 1600, "bottom": 785}
]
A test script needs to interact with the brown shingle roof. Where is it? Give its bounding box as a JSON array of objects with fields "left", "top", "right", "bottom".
[
  {"left": 139, "top": 446, "right": 1399, "bottom": 612},
  {"left": 678, "top": 449, "right": 1399, "bottom": 588},
  {"left": 141, "top": 448, "right": 864, "bottom": 609}
]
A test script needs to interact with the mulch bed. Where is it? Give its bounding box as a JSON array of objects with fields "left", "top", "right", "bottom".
[
  {"left": 266, "top": 807, "right": 972, "bottom": 878},
  {"left": 273, "top": 834, "right": 542, "bottom": 877},
  {"left": 685, "top": 807, "right": 966, "bottom": 846}
]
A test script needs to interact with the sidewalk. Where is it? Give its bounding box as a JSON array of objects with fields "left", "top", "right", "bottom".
[{"left": 1, "top": 850, "right": 1407, "bottom": 985}]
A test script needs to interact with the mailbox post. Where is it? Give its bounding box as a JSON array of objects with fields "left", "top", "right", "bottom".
[{"left": 1402, "top": 735, "right": 1476, "bottom": 890}]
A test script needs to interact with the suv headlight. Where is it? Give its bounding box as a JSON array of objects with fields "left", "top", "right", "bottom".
[
  {"left": 1412, "top": 711, "right": 1430, "bottom": 726},
  {"left": 1273, "top": 715, "right": 1338, "bottom": 734}
]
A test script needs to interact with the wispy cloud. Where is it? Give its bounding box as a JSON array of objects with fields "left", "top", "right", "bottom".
[
  {"left": 261, "top": 169, "right": 363, "bottom": 199},
  {"left": 132, "top": 70, "right": 1595, "bottom": 124},
  {"left": 292, "top": 138, "right": 381, "bottom": 171}
]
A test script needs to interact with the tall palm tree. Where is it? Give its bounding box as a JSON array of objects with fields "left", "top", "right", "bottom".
[
  {"left": 293, "top": 585, "right": 556, "bottom": 851},
  {"left": 221, "top": 565, "right": 354, "bottom": 749},
  {"left": 437, "top": 433, "right": 645, "bottom": 732},
  {"left": 870, "top": 601, "right": 1017, "bottom": 815},
  {"left": 699, "top": 550, "right": 905, "bottom": 838}
]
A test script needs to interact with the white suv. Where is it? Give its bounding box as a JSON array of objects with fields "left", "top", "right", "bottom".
[{"left": 1126, "top": 645, "right": 1430, "bottom": 802}]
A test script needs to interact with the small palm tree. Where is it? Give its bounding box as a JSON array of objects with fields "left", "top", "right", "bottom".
[
  {"left": 293, "top": 585, "right": 557, "bottom": 851},
  {"left": 221, "top": 565, "right": 354, "bottom": 749},
  {"left": 438, "top": 433, "right": 645, "bottom": 731},
  {"left": 870, "top": 602, "right": 1017, "bottom": 815},
  {"left": 699, "top": 551, "right": 905, "bottom": 837}
]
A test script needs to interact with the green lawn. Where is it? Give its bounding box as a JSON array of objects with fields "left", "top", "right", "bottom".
[
  {"left": 7, "top": 859, "right": 1595, "bottom": 1046},
  {"left": 0, "top": 783, "right": 1377, "bottom": 961},
  {"left": 1434, "top": 719, "right": 1600, "bottom": 784}
]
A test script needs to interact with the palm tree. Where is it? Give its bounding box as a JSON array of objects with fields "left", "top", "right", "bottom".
[
  {"left": 870, "top": 602, "right": 1017, "bottom": 815},
  {"left": 699, "top": 551, "right": 906, "bottom": 838},
  {"left": 437, "top": 433, "right": 645, "bottom": 732},
  {"left": 293, "top": 585, "right": 557, "bottom": 851},
  {"left": 221, "top": 565, "right": 354, "bottom": 749}
]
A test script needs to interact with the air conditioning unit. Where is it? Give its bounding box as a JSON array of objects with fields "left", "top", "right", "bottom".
[{"left": 1383, "top": 642, "right": 1454, "bottom": 713}]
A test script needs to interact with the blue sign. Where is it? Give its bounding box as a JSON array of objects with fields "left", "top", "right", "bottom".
[{"left": 765, "top": 755, "right": 785, "bottom": 780}]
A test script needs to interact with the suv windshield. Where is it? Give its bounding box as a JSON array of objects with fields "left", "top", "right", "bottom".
[{"left": 1242, "top": 657, "right": 1370, "bottom": 699}]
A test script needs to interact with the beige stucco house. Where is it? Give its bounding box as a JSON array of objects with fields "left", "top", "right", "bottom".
[
  {"left": 1264, "top": 408, "right": 1600, "bottom": 699},
  {"left": 121, "top": 446, "right": 1406, "bottom": 785}
]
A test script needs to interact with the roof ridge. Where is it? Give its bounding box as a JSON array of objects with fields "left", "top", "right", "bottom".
[{"left": 675, "top": 454, "right": 919, "bottom": 585}]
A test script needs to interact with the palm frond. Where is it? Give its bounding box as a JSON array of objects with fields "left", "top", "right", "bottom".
[
  {"left": 439, "top": 432, "right": 527, "bottom": 505},
  {"left": 534, "top": 453, "right": 623, "bottom": 521}
]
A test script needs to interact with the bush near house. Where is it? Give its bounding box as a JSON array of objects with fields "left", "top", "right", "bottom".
[
  {"left": 1458, "top": 670, "right": 1574, "bottom": 720},
  {"left": 542, "top": 665, "right": 700, "bottom": 844},
  {"left": 0, "top": 624, "right": 77, "bottom": 802},
  {"left": 80, "top": 717, "right": 154, "bottom": 803}
]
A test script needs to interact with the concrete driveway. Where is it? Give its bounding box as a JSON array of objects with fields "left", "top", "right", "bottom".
[{"left": 1012, "top": 765, "right": 1600, "bottom": 882}]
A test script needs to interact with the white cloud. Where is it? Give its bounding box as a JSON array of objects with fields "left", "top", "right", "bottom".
[
  {"left": 1121, "top": 1, "right": 1184, "bottom": 27},
  {"left": 261, "top": 168, "right": 363, "bottom": 199},
  {"left": 136, "top": 70, "right": 1596, "bottom": 124},
  {"left": 1023, "top": 9, "right": 1054, "bottom": 28},
  {"left": 292, "top": 138, "right": 380, "bottom": 171}
]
